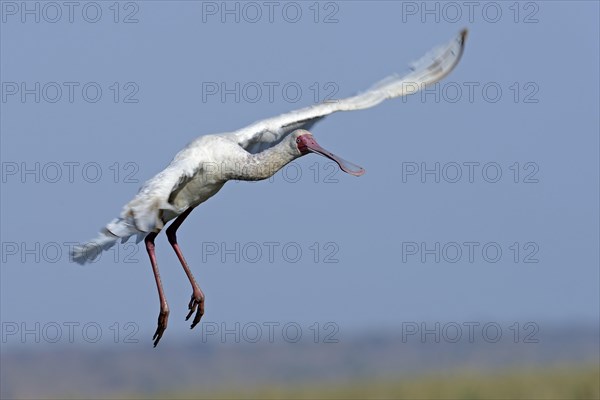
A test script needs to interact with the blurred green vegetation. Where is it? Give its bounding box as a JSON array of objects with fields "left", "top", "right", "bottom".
[{"left": 159, "top": 364, "right": 599, "bottom": 400}]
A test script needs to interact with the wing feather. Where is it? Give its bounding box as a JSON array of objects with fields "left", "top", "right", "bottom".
[{"left": 233, "top": 29, "right": 467, "bottom": 153}]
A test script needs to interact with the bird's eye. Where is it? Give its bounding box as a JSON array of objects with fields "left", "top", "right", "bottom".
[{"left": 296, "top": 138, "right": 301, "bottom": 143}]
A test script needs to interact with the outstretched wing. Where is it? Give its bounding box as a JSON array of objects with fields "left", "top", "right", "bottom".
[{"left": 233, "top": 29, "right": 468, "bottom": 154}]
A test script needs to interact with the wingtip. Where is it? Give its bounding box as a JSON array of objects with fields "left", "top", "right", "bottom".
[{"left": 459, "top": 28, "right": 468, "bottom": 43}]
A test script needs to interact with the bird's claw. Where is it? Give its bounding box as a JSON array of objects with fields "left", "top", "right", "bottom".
[
  {"left": 153, "top": 309, "right": 169, "bottom": 347},
  {"left": 185, "top": 291, "right": 204, "bottom": 329}
]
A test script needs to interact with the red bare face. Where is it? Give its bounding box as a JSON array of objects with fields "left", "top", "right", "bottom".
[
  {"left": 295, "top": 133, "right": 365, "bottom": 177},
  {"left": 296, "top": 134, "right": 320, "bottom": 155}
]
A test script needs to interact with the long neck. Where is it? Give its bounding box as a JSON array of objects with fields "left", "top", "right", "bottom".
[{"left": 230, "top": 142, "right": 299, "bottom": 181}]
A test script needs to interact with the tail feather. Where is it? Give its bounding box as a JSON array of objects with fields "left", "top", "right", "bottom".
[{"left": 71, "top": 218, "right": 143, "bottom": 264}]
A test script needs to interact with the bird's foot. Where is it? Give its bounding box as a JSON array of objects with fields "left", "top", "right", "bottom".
[
  {"left": 185, "top": 290, "right": 205, "bottom": 329},
  {"left": 153, "top": 308, "right": 169, "bottom": 347}
]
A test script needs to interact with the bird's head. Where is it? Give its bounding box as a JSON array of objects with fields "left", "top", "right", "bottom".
[{"left": 290, "top": 130, "right": 365, "bottom": 177}]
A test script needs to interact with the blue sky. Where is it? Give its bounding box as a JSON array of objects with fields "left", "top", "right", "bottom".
[{"left": 1, "top": 1, "right": 598, "bottom": 347}]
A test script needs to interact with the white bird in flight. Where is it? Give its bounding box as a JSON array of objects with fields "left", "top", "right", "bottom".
[{"left": 72, "top": 29, "right": 468, "bottom": 346}]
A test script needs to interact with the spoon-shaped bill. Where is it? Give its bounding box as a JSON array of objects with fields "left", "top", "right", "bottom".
[
  {"left": 298, "top": 134, "right": 365, "bottom": 176},
  {"left": 307, "top": 145, "right": 365, "bottom": 177}
]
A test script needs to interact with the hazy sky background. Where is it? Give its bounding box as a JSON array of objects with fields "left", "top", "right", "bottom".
[{"left": 1, "top": 1, "right": 598, "bottom": 348}]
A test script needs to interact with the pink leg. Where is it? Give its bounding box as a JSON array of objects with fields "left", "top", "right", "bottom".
[
  {"left": 166, "top": 207, "right": 205, "bottom": 329},
  {"left": 145, "top": 232, "right": 169, "bottom": 347}
]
